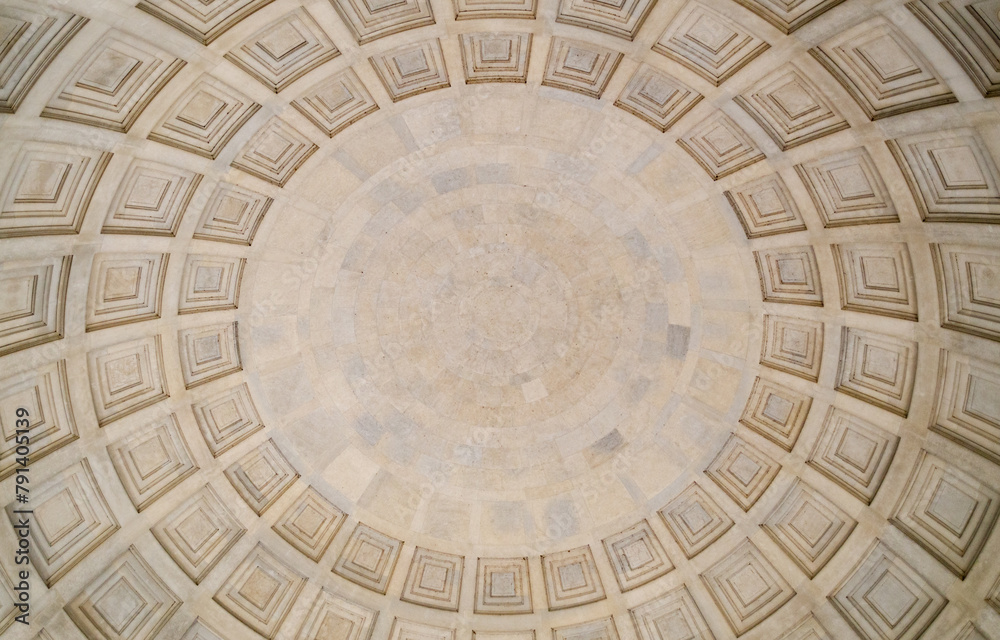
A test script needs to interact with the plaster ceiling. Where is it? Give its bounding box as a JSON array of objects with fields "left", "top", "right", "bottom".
[{"left": 1, "top": 0, "right": 1000, "bottom": 638}]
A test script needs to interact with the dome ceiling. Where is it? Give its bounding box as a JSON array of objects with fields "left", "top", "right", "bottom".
[{"left": 1, "top": 0, "right": 1000, "bottom": 639}]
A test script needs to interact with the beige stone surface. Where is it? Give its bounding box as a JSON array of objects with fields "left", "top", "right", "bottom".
[{"left": 1, "top": 0, "right": 1000, "bottom": 638}]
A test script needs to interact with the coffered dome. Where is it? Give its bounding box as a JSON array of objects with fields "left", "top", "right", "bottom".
[{"left": 1, "top": 0, "right": 1000, "bottom": 638}]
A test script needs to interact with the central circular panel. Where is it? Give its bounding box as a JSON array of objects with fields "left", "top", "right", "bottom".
[
  {"left": 464, "top": 273, "right": 537, "bottom": 349},
  {"left": 243, "top": 98, "right": 753, "bottom": 547}
]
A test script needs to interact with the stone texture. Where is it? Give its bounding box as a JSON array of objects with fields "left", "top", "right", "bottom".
[
  {"left": 41, "top": 30, "right": 185, "bottom": 131},
  {"left": 541, "top": 37, "right": 622, "bottom": 98},
  {"left": 653, "top": 2, "right": 769, "bottom": 86},
  {"left": 811, "top": 16, "right": 957, "bottom": 119},
  {"left": 541, "top": 545, "right": 607, "bottom": 610},
  {"left": 700, "top": 539, "right": 795, "bottom": 636},
  {"left": 830, "top": 540, "right": 947, "bottom": 640}
]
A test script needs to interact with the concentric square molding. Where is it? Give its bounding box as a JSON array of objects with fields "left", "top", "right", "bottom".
[
  {"left": 754, "top": 246, "right": 823, "bottom": 306},
  {"left": 103, "top": 159, "right": 203, "bottom": 236},
  {"left": 460, "top": 32, "right": 532, "bottom": 84},
  {"left": 107, "top": 413, "right": 198, "bottom": 512},
  {"left": 6, "top": 458, "right": 119, "bottom": 586},
  {"left": 552, "top": 616, "right": 620, "bottom": 640},
  {"left": 740, "top": 376, "right": 812, "bottom": 451},
  {"left": 152, "top": 483, "right": 246, "bottom": 584},
  {"left": 475, "top": 556, "right": 532, "bottom": 614},
  {"left": 795, "top": 146, "right": 898, "bottom": 227},
  {"left": 232, "top": 117, "right": 319, "bottom": 187},
  {"left": 389, "top": 618, "right": 455, "bottom": 640},
  {"left": 225, "top": 438, "right": 298, "bottom": 515},
  {"left": 148, "top": 74, "right": 261, "bottom": 160},
  {"left": 193, "top": 181, "right": 272, "bottom": 245},
  {"left": 555, "top": 0, "right": 657, "bottom": 40},
  {"left": 178, "top": 321, "right": 242, "bottom": 388},
  {"left": 760, "top": 314, "right": 824, "bottom": 382},
  {"left": 293, "top": 68, "right": 380, "bottom": 137},
  {"left": 724, "top": 173, "right": 806, "bottom": 238},
  {"left": 658, "top": 481, "right": 734, "bottom": 558},
  {"left": 705, "top": 433, "right": 781, "bottom": 512},
  {"left": 371, "top": 38, "right": 451, "bottom": 102},
  {"left": 601, "top": 519, "right": 673, "bottom": 591},
  {"left": 182, "top": 619, "right": 229, "bottom": 640},
  {"left": 762, "top": 478, "right": 857, "bottom": 578},
  {"left": 87, "top": 335, "right": 169, "bottom": 426},
  {"left": 333, "top": 522, "right": 404, "bottom": 594},
  {"left": 273, "top": 486, "right": 346, "bottom": 562},
  {"left": 0, "top": 255, "right": 71, "bottom": 357},
  {"left": 178, "top": 254, "right": 246, "bottom": 314},
  {"left": 614, "top": 64, "right": 702, "bottom": 132},
  {"left": 952, "top": 623, "right": 991, "bottom": 640},
  {"left": 932, "top": 243, "right": 1000, "bottom": 342},
  {"left": 829, "top": 539, "right": 947, "bottom": 640},
  {"left": 835, "top": 327, "right": 918, "bottom": 417},
  {"left": 887, "top": 127, "right": 1000, "bottom": 224},
  {"left": 730, "top": 0, "right": 847, "bottom": 34},
  {"left": 653, "top": 1, "right": 769, "bottom": 86},
  {"left": 700, "top": 538, "right": 795, "bottom": 637},
  {"left": 777, "top": 614, "right": 833, "bottom": 640},
  {"left": 0, "top": 360, "right": 77, "bottom": 479},
  {"left": 454, "top": 0, "right": 536, "bottom": 19},
  {"left": 329, "top": 0, "right": 435, "bottom": 44},
  {"left": 629, "top": 584, "right": 713, "bottom": 640},
  {"left": 65, "top": 546, "right": 181, "bottom": 640},
  {"left": 85, "top": 252, "right": 169, "bottom": 331},
  {"left": 541, "top": 545, "right": 606, "bottom": 610},
  {"left": 295, "top": 589, "right": 379, "bottom": 640},
  {"left": 473, "top": 633, "right": 536, "bottom": 640},
  {"left": 400, "top": 546, "right": 465, "bottom": 611},
  {"left": 0, "top": 5, "right": 87, "bottom": 113},
  {"left": 909, "top": 0, "right": 1000, "bottom": 96},
  {"left": 214, "top": 542, "right": 307, "bottom": 639},
  {"left": 931, "top": 349, "right": 1000, "bottom": 465},
  {"left": 807, "top": 407, "right": 899, "bottom": 504},
  {"left": 192, "top": 381, "right": 264, "bottom": 457},
  {"left": 0, "top": 141, "right": 111, "bottom": 238},
  {"left": 137, "top": 0, "right": 277, "bottom": 44},
  {"left": 832, "top": 242, "right": 918, "bottom": 320},
  {"left": 225, "top": 8, "right": 340, "bottom": 93},
  {"left": 735, "top": 62, "right": 849, "bottom": 151},
  {"left": 541, "top": 37, "right": 622, "bottom": 99},
  {"left": 677, "top": 110, "right": 766, "bottom": 181},
  {"left": 810, "top": 16, "right": 956, "bottom": 120},
  {"left": 41, "top": 30, "right": 185, "bottom": 132},
  {"left": 891, "top": 449, "right": 1000, "bottom": 578}
]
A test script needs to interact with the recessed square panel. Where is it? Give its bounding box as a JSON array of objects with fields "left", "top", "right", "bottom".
[
  {"left": 807, "top": 406, "right": 898, "bottom": 504},
  {"left": 475, "top": 556, "right": 532, "bottom": 614},
  {"left": 214, "top": 543, "right": 306, "bottom": 638},
  {"left": 811, "top": 16, "right": 956, "bottom": 119},
  {"left": 333, "top": 523, "right": 403, "bottom": 594},
  {"left": 700, "top": 539, "right": 794, "bottom": 636},
  {"left": 400, "top": 547, "right": 464, "bottom": 611},
  {"left": 653, "top": 1, "right": 769, "bottom": 86},
  {"left": 42, "top": 30, "right": 184, "bottom": 131},
  {"left": 66, "top": 546, "right": 181, "bottom": 640},
  {"left": 763, "top": 478, "right": 857, "bottom": 578},
  {"left": 891, "top": 449, "right": 1000, "bottom": 578},
  {"left": 152, "top": 483, "right": 246, "bottom": 584},
  {"left": 225, "top": 438, "right": 299, "bottom": 515},
  {"left": 541, "top": 545, "right": 606, "bottom": 610},
  {"left": 600, "top": 520, "right": 673, "bottom": 592},
  {"left": 830, "top": 539, "right": 947, "bottom": 640}
]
